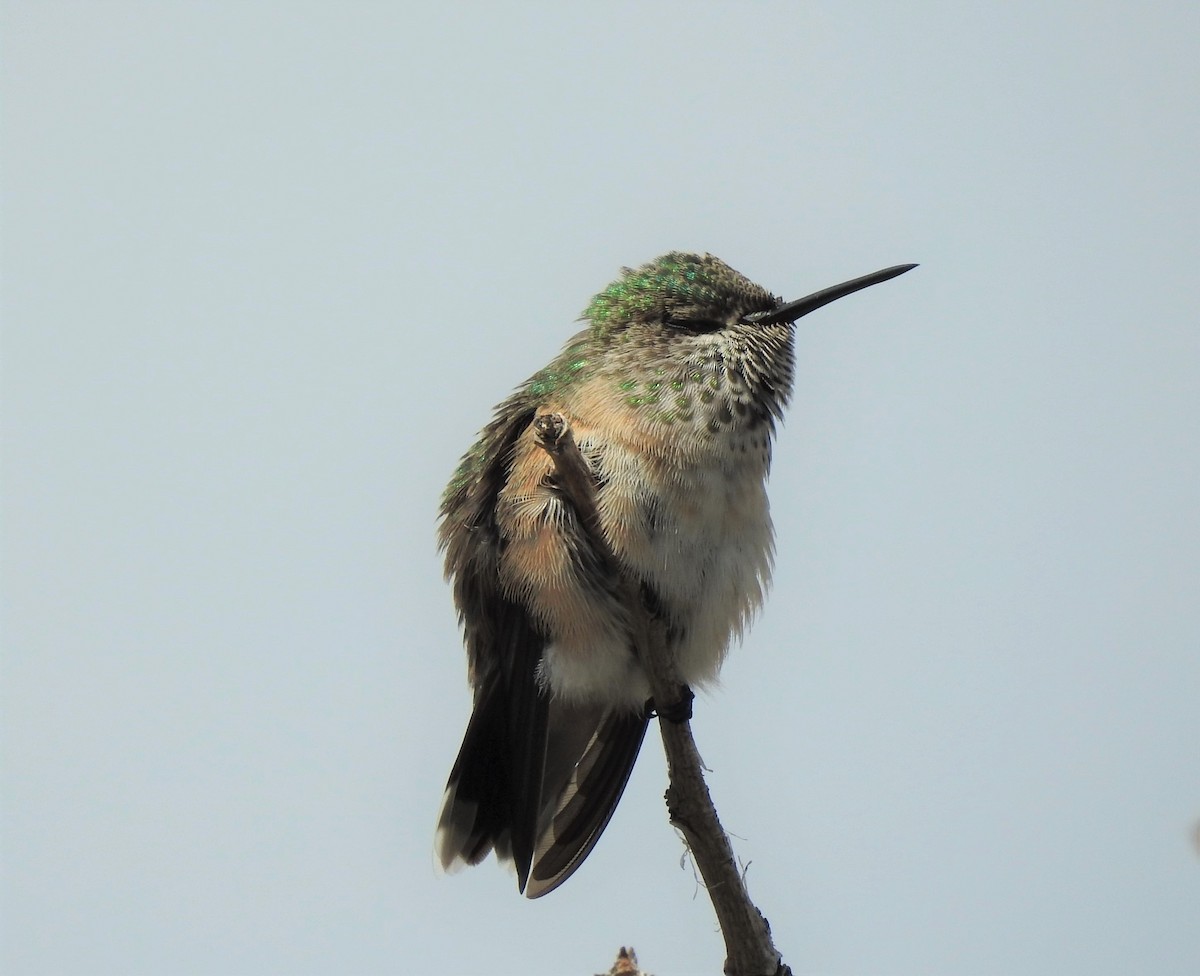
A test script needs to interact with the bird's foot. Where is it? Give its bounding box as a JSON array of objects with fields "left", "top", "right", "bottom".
[{"left": 645, "top": 685, "right": 694, "bottom": 724}]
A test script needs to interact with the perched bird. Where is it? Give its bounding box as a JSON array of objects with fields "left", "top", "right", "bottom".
[{"left": 436, "top": 252, "right": 915, "bottom": 896}]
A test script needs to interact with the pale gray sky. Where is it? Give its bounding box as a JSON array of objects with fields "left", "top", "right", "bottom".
[{"left": 3, "top": 3, "right": 1199, "bottom": 974}]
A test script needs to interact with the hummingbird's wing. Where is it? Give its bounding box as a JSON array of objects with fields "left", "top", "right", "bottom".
[
  {"left": 437, "top": 391, "right": 649, "bottom": 896},
  {"left": 437, "top": 396, "right": 550, "bottom": 889},
  {"left": 435, "top": 593, "right": 550, "bottom": 884}
]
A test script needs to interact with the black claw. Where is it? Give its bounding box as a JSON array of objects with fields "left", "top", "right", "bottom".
[{"left": 645, "top": 685, "right": 694, "bottom": 724}]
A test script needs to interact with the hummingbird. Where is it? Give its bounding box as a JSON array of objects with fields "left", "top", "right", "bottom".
[{"left": 435, "top": 252, "right": 916, "bottom": 897}]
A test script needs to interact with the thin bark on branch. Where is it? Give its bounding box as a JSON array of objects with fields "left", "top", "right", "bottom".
[{"left": 534, "top": 411, "right": 791, "bottom": 976}]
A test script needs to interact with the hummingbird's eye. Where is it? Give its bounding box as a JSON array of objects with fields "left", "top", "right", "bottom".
[{"left": 663, "top": 312, "right": 724, "bottom": 335}]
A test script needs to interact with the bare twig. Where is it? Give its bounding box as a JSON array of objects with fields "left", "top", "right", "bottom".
[{"left": 534, "top": 411, "right": 790, "bottom": 976}]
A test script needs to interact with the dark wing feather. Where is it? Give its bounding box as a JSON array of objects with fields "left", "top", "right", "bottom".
[
  {"left": 436, "top": 395, "right": 549, "bottom": 888},
  {"left": 525, "top": 705, "right": 649, "bottom": 898},
  {"left": 437, "top": 389, "right": 649, "bottom": 896}
]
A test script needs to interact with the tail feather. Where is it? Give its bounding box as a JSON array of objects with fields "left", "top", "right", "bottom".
[
  {"left": 436, "top": 672, "right": 549, "bottom": 887},
  {"left": 437, "top": 687, "right": 649, "bottom": 897},
  {"left": 525, "top": 708, "right": 650, "bottom": 898}
]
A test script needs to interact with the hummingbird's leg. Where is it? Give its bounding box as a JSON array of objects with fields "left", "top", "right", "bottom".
[
  {"left": 534, "top": 411, "right": 697, "bottom": 728},
  {"left": 637, "top": 581, "right": 694, "bottom": 723},
  {"left": 532, "top": 411, "right": 613, "bottom": 572},
  {"left": 532, "top": 413, "right": 597, "bottom": 520},
  {"left": 530, "top": 411, "right": 567, "bottom": 449}
]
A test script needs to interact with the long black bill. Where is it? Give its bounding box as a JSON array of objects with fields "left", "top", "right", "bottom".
[{"left": 745, "top": 263, "right": 917, "bottom": 326}]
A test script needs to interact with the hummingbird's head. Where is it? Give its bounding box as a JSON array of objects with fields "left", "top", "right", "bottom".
[
  {"left": 583, "top": 252, "right": 777, "bottom": 339},
  {"left": 577, "top": 253, "right": 797, "bottom": 430},
  {"left": 544, "top": 252, "right": 916, "bottom": 430},
  {"left": 582, "top": 252, "right": 917, "bottom": 339}
]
